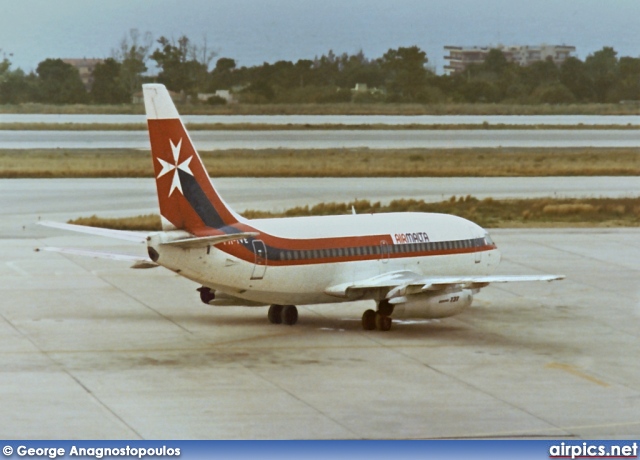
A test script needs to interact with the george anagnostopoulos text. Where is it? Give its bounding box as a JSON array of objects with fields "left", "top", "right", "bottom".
[{"left": 13, "top": 445, "right": 180, "bottom": 459}]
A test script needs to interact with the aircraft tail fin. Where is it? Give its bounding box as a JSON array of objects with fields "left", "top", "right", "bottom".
[{"left": 143, "top": 84, "right": 242, "bottom": 233}]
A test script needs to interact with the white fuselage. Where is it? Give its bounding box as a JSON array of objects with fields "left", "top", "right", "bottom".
[{"left": 147, "top": 212, "right": 501, "bottom": 306}]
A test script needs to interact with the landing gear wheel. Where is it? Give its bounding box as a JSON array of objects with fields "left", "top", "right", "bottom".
[
  {"left": 377, "top": 299, "right": 394, "bottom": 317},
  {"left": 362, "top": 309, "right": 376, "bottom": 330},
  {"left": 282, "top": 305, "right": 298, "bottom": 325},
  {"left": 197, "top": 287, "right": 215, "bottom": 304},
  {"left": 375, "top": 312, "right": 392, "bottom": 332},
  {"left": 268, "top": 304, "right": 284, "bottom": 324}
]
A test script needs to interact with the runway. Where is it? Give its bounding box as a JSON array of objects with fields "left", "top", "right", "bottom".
[
  {"left": 2, "top": 177, "right": 639, "bottom": 229},
  {"left": 1, "top": 113, "right": 639, "bottom": 126},
  {"left": 1, "top": 177, "right": 639, "bottom": 439},
  {"left": 1, "top": 129, "right": 640, "bottom": 149}
]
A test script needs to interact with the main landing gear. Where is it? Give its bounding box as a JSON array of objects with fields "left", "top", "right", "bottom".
[
  {"left": 361, "top": 300, "right": 394, "bottom": 332},
  {"left": 268, "top": 304, "right": 298, "bottom": 326}
]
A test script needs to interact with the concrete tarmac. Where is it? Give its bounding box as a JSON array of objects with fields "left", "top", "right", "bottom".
[
  {"left": 1, "top": 179, "right": 639, "bottom": 439},
  {"left": 1, "top": 129, "right": 640, "bottom": 149}
]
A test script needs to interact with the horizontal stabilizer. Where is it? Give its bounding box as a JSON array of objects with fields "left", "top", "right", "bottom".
[
  {"left": 161, "top": 232, "right": 259, "bottom": 249},
  {"left": 36, "top": 246, "right": 157, "bottom": 269},
  {"left": 38, "top": 221, "right": 146, "bottom": 243}
]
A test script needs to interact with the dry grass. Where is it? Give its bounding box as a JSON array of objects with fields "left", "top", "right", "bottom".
[
  {"left": 2, "top": 102, "right": 639, "bottom": 115},
  {"left": 69, "top": 196, "right": 640, "bottom": 230},
  {"left": 244, "top": 196, "right": 640, "bottom": 227},
  {"left": 2, "top": 147, "right": 639, "bottom": 178},
  {"left": 1, "top": 122, "right": 638, "bottom": 131},
  {"left": 70, "top": 214, "right": 161, "bottom": 231}
]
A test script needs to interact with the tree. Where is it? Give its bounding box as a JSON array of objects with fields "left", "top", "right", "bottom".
[
  {"left": 335, "top": 50, "right": 384, "bottom": 89},
  {"left": 585, "top": 47, "right": 619, "bottom": 102},
  {"left": 529, "top": 83, "right": 576, "bottom": 104},
  {"left": 312, "top": 50, "right": 341, "bottom": 87},
  {"left": 112, "top": 29, "right": 153, "bottom": 98},
  {"left": 379, "top": 46, "right": 429, "bottom": 101},
  {"left": 0, "top": 58, "right": 36, "bottom": 104},
  {"left": 613, "top": 56, "right": 640, "bottom": 101},
  {"left": 294, "top": 59, "right": 314, "bottom": 88},
  {"left": 559, "top": 57, "right": 594, "bottom": 101},
  {"left": 151, "top": 35, "right": 215, "bottom": 95},
  {"left": 482, "top": 49, "right": 509, "bottom": 76},
  {"left": 209, "top": 57, "right": 237, "bottom": 91},
  {"left": 91, "top": 58, "right": 129, "bottom": 103},
  {"left": 35, "top": 59, "right": 87, "bottom": 104}
]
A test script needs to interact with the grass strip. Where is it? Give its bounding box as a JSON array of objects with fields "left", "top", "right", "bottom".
[
  {"left": 2, "top": 102, "right": 640, "bottom": 116},
  {"left": 0, "top": 122, "right": 639, "bottom": 131},
  {"left": 69, "top": 196, "right": 640, "bottom": 230},
  {"left": 2, "top": 148, "right": 639, "bottom": 178}
]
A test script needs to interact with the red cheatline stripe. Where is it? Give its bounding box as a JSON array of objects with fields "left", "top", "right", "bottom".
[{"left": 200, "top": 224, "right": 495, "bottom": 266}]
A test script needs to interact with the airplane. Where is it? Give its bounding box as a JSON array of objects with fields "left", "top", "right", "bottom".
[{"left": 39, "top": 83, "right": 564, "bottom": 332}]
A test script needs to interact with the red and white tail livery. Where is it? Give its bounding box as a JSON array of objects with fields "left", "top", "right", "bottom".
[{"left": 39, "top": 83, "right": 563, "bottom": 331}]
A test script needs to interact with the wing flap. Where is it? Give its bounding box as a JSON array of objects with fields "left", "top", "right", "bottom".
[
  {"left": 325, "top": 271, "right": 564, "bottom": 298},
  {"left": 418, "top": 274, "right": 565, "bottom": 292},
  {"left": 324, "top": 270, "right": 420, "bottom": 297}
]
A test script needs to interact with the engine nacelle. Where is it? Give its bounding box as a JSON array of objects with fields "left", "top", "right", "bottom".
[
  {"left": 197, "top": 286, "right": 216, "bottom": 304},
  {"left": 390, "top": 289, "right": 473, "bottom": 319},
  {"left": 196, "top": 286, "right": 267, "bottom": 307}
]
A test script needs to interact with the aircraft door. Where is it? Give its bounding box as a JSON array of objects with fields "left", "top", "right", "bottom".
[
  {"left": 250, "top": 240, "right": 267, "bottom": 280},
  {"left": 380, "top": 240, "right": 390, "bottom": 263},
  {"left": 470, "top": 230, "right": 482, "bottom": 264}
]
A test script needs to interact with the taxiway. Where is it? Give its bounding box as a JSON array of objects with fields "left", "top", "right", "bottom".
[{"left": 0, "top": 178, "right": 639, "bottom": 439}]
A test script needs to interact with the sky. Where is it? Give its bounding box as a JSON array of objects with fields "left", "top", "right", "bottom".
[{"left": 1, "top": 0, "right": 639, "bottom": 74}]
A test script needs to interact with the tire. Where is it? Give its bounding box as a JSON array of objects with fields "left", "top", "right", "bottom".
[
  {"left": 268, "top": 304, "right": 284, "bottom": 324},
  {"left": 198, "top": 287, "right": 215, "bottom": 304},
  {"left": 362, "top": 309, "right": 376, "bottom": 330},
  {"left": 282, "top": 305, "right": 298, "bottom": 325},
  {"left": 375, "top": 312, "right": 392, "bottom": 332},
  {"left": 377, "top": 299, "right": 394, "bottom": 317}
]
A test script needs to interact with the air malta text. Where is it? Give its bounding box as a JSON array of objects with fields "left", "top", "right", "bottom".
[{"left": 392, "top": 232, "right": 430, "bottom": 244}]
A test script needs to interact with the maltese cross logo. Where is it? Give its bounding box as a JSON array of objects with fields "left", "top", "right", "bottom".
[{"left": 156, "top": 138, "right": 194, "bottom": 197}]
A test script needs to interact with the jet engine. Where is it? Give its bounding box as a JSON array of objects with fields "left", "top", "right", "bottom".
[
  {"left": 390, "top": 289, "right": 473, "bottom": 319},
  {"left": 196, "top": 286, "right": 267, "bottom": 307}
]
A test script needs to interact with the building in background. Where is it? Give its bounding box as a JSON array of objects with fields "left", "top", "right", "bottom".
[
  {"left": 444, "top": 44, "right": 576, "bottom": 74},
  {"left": 62, "top": 58, "right": 103, "bottom": 90}
]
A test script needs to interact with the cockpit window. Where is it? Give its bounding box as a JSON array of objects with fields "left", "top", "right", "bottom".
[{"left": 484, "top": 233, "right": 495, "bottom": 246}]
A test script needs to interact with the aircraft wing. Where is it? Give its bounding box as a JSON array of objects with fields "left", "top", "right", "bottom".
[
  {"left": 324, "top": 270, "right": 564, "bottom": 299},
  {"left": 38, "top": 221, "right": 146, "bottom": 243},
  {"left": 36, "top": 246, "right": 157, "bottom": 269}
]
